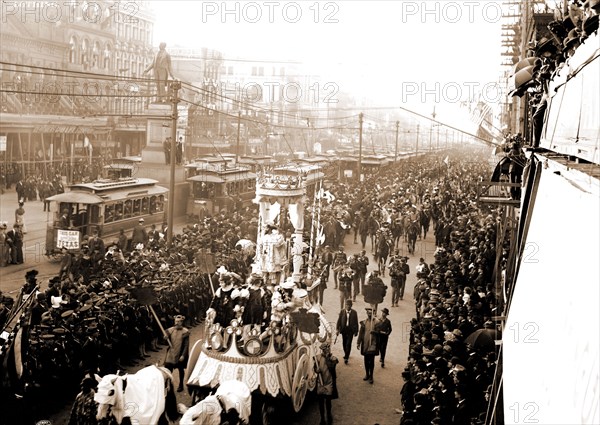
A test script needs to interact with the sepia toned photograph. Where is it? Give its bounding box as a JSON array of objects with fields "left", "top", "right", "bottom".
[{"left": 0, "top": 1, "right": 598, "bottom": 424}]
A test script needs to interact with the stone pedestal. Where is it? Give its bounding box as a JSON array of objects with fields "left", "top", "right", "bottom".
[
  {"left": 142, "top": 103, "right": 172, "bottom": 164},
  {"left": 137, "top": 102, "right": 189, "bottom": 218}
]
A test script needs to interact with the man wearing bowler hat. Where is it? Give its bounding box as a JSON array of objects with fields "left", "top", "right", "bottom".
[
  {"left": 336, "top": 299, "right": 359, "bottom": 364},
  {"left": 375, "top": 307, "right": 392, "bottom": 368},
  {"left": 357, "top": 307, "right": 380, "bottom": 384}
]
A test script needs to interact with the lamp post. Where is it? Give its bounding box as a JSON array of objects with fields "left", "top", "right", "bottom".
[{"left": 167, "top": 80, "right": 181, "bottom": 249}]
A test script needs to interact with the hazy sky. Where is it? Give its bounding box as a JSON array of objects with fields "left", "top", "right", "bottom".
[{"left": 153, "top": 1, "right": 504, "bottom": 126}]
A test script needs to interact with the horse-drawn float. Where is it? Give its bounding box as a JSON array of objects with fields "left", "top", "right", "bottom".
[{"left": 184, "top": 165, "right": 333, "bottom": 424}]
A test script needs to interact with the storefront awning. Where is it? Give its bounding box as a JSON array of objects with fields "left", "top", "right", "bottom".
[{"left": 33, "top": 125, "right": 112, "bottom": 134}]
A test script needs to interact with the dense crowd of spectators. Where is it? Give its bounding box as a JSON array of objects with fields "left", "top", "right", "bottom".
[
  {"left": 1, "top": 148, "right": 506, "bottom": 424},
  {"left": 513, "top": 0, "right": 598, "bottom": 147}
]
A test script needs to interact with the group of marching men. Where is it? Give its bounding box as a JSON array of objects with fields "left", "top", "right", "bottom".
[{"left": 1, "top": 150, "right": 506, "bottom": 425}]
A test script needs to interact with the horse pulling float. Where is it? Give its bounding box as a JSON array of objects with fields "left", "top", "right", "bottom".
[{"left": 185, "top": 166, "right": 333, "bottom": 425}]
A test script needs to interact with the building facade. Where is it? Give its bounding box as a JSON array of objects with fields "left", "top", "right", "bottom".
[{"left": 0, "top": 0, "right": 155, "bottom": 180}]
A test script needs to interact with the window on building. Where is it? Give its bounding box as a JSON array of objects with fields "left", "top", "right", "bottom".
[
  {"left": 81, "top": 39, "right": 89, "bottom": 69},
  {"left": 103, "top": 44, "right": 112, "bottom": 70},
  {"left": 92, "top": 42, "right": 101, "bottom": 68},
  {"left": 69, "top": 36, "right": 78, "bottom": 64}
]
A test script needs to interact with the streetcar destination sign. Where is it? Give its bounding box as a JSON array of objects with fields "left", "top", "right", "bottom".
[{"left": 56, "top": 230, "right": 80, "bottom": 249}]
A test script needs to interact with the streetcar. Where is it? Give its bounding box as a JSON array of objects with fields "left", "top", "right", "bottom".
[
  {"left": 45, "top": 177, "right": 168, "bottom": 256},
  {"left": 269, "top": 163, "right": 325, "bottom": 197},
  {"left": 238, "top": 155, "right": 279, "bottom": 173},
  {"left": 102, "top": 156, "right": 141, "bottom": 179},
  {"left": 185, "top": 156, "right": 257, "bottom": 216}
]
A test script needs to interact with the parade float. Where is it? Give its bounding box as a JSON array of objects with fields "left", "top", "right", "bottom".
[{"left": 185, "top": 166, "right": 332, "bottom": 425}]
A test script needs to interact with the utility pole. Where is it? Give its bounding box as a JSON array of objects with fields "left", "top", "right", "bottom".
[
  {"left": 235, "top": 110, "right": 241, "bottom": 164},
  {"left": 265, "top": 110, "right": 271, "bottom": 156},
  {"left": 394, "top": 121, "right": 399, "bottom": 163},
  {"left": 429, "top": 125, "right": 433, "bottom": 151},
  {"left": 167, "top": 79, "right": 181, "bottom": 249},
  {"left": 358, "top": 113, "right": 363, "bottom": 181},
  {"left": 430, "top": 106, "right": 436, "bottom": 152},
  {"left": 445, "top": 128, "right": 448, "bottom": 149},
  {"left": 416, "top": 124, "right": 420, "bottom": 154}
]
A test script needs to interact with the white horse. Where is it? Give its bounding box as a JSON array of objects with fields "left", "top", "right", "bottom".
[
  {"left": 94, "top": 365, "right": 179, "bottom": 425},
  {"left": 178, "top": 379, "right": 252, "bottom": 425}
]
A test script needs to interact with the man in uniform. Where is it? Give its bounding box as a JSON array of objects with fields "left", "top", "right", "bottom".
[
  {"left": 331, "top": 246, "right": 347, "bottom": 289},
  {"left": 348, "top": 253, "right": 361, "bottom": 301},
  {"left": 356, "top": 250, "right": 369, "bottom": 294},
  {"left": 164, "top": 315, "right": 190, "bottom": 392},
  {"left": 337, "top": 263, "right": 354, "bottom": 310}
]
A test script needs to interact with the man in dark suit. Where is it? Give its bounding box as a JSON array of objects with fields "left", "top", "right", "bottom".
[
  {"left": 131, "top": 218, "right": 148, "bottom": 248},
  {"left": 336, "top": 299, "right": 359, "bottom": 365},
  {"left": 376, "top": 307, "right": 392, "bottom": 367},
  {"left": 6, "top": 223, "right": 23, "bottom": 264},
  {"left": 87, "top": 230, "right": 105, "bottom": 257},
  {"left": 357, "top": 307, "right": 380, "bottom": 384}
]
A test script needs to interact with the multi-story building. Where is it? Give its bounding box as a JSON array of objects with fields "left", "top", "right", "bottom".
[
  {"left": 167, "top": 50, "right": 326, "bottom": 157},
  {"left": 216, "top": 57, "right": 329, "bottom": 156},
  {"left": 0, "top": 1, "right": 156, "bottom": 177},
  {"left": 168, "top": 47, "right": 224, "bottom": 158},
  {"left": 500, "top": 0, "right": 553, "bottom": 136}
]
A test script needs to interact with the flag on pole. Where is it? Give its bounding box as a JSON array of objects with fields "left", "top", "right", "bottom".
[
  {"left": 317, "top": 188, "right": 335, "bottom": 204},
  {"left": 316, "top": 225, "right": 326, "bottom": 246},
  {"left": 443, "top": 156, "right": 449, "bottom": 167},
  {"left": 130, "top": 287, "right": 157, "bottom": 305}
]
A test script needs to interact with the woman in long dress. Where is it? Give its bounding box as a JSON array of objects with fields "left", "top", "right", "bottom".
[
  {"left": 0, "top": 222, "right": 9, "bottom": 266},
  {"left": 15, "top": 200, "right": 26, "bottom": 233}
]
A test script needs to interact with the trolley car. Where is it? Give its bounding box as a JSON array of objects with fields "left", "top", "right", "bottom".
[
  {"left": 186, "top": 157, "right": 257, "bottom": 216},
  {"left": 45, "top": 177, "right": 168, "bottom": 255},
  {"left": 270, "top": 163, "right": 325, "bottom": 197}
]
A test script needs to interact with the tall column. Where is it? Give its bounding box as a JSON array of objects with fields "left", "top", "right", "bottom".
[{"left": 290, "top": 200, "right": 304, "bottom": 283}]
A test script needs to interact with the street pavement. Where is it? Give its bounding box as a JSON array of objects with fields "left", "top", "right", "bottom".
[{"left": 286, "top": 230, "right": 438, "bottom": 425}]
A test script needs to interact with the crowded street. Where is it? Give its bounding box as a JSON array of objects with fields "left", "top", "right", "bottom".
[
  {"left": 2, "top": 151, "right": 505, "bottom": 424},
  {"left": 1, "top": 1, "right": 599, "bottom": 424}
]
